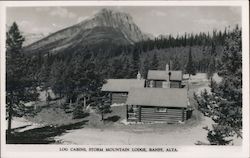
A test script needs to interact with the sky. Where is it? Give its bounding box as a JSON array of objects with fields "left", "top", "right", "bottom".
[{"left": 6, "top": 6, "right": 241, "bottom": 37}]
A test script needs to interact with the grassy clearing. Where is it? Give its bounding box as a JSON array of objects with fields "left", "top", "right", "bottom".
[{"left": 25, "top": 107, "right": 87, "bottom": 126}]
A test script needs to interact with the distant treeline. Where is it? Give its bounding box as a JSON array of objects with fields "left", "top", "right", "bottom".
[
  {"left": 138, "top": 29, "right": 227, "bottom": 51},
  {"left": 23, "top": 25, "right": 239, "bottom": 101}
]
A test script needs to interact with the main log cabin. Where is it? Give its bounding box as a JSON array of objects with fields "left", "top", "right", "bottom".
[
  {"left": 101, "top": 78, "right": 146, "bottom": 104},
  {"left": 126, "top": 88, "right": 189, "bottom": 123},
  {"left": 147, "top": 64, "right": 183, "bottom": 88}
]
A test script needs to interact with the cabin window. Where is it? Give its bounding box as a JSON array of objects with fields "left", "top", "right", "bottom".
[
  {"left": 121, "top": 93, "right": 127, "bottom": 96},
  {"left": 149, "top": 80, "right": 154, "bottom": 88},
  {"left": 155, "top": 107, "right": 167, "bottom": 113}
]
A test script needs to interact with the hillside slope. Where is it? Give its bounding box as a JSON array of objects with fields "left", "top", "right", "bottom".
[{"left": 23, "top": 8, "right": 149, "bottom": 55}]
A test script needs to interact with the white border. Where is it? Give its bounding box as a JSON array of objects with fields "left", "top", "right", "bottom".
[{"left": 0, "top": 1, "right": 249, "bottom": 158}]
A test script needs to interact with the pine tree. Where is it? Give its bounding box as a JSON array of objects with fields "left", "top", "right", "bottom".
[
  {"left": 6, "top": 22, "right": 38, "bottom": 135},
  {"left": 6, "top": 22, "right": 24, "bottom": 55},
  {"left": 207, "top": 57, "right": 216, "bottom": 80},
  {"left": 96, "top": 94, "right": 112, "bottom": 121},
  {"left": 40, "top": 53, "right": 52, "bottom": 105},
  {"left": 130, "top": 48, "right": 140, "bottom": 78},
  {"left": 64, "top": 67, "right": 73, "bottom": 102},
  {"left": 150, "top": 53, "right": 159, "bottom": 70},
  {"left": 142, "top": 56, "right": 150, "bottom": 79},
  {"left": 207, "top": 42, "right": 217, "bottom": 79},
  {"left": 194, "top": 27, "right": 242, "bottom": 145},
  {"left": 49, "top": 60, "right": 65, "bottom": 98},
  {"left": 122, "top": 57, "right": 131, "bottom": 78},
  {"left": 186, "top": 47, "right": 196, "bottom": 77},
  {"left": 171, "top": 56, "right": 181, "bottom": 70},
  {"left": 112, "top": 58, "right": 124, "bottom": 78},
  {"left": 72, "top": 104, "right": 86, "bottom": 119}
]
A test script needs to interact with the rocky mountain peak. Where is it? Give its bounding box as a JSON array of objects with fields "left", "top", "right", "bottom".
[
  {"left": 83, "top": 8, "right": 148, "bottom": 42},
  {"left": 24, "top": 8, "right": 150, "bottom": 55},
  {"left": 95, "top": 8, "right": 133, "bottom": 23},
  {"left": 78, "top": 8, "right": 138, "bottom": 35}
]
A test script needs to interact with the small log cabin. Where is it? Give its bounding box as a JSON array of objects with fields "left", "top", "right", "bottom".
[
  {"left": 147, "top": 64, "right": 183, "bottom": 88},
  {"left": 101, "top": 78, "right": 146, "bottom": 104},
  {"left": 126, "top": 88, "right": 189, "bottom": 123}
]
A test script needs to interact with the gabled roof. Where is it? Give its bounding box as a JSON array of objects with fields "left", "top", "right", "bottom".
[
  {"left": 147, "top": 70, "right": 183, "bottom": 81},
  {"left": 101, "top": 79, "right": 145, "bottom": 92},
  {"left": 126, "top": 88, "right": 187, "bottom": 108}
]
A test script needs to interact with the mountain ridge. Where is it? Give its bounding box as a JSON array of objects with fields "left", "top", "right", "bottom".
[{"left": 24, "top": 8, "right": 150, "bottom": 55}]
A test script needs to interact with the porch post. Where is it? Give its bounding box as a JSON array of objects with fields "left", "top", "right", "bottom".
[
  {"left": 182, "top": 108, "right": 185, "bottom": 122},
  {"left": 126, "top": 105, "right": 128, "bottom": 121},
  {"left": 138, "top": 106, "right": 142, "bottom": 122},
  {"left": 110, "top": 92, "right": 112, "bottom": 104}
]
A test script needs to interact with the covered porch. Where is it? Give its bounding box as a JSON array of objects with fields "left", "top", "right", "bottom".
[{"left": 125, "top": 105, "right": 141, "bottom": 122}]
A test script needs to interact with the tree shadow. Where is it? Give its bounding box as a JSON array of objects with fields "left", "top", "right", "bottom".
[
  {"left": 11, "top": 125, "right": 32, "bottom": 131},
  {"left": 73, "top": 112, "right": 90, "bottom": 119},
  {"left": 6, "top": 120, "right": 88, "bottom": 144},
  {"left": 104, "top": 115, "right": 120, "bottom": 122}
]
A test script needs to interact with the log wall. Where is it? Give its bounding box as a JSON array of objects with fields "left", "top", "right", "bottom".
[
  {"left": 155, "top": 80, "right": 164, "bottom": 88},
  {"left": 170, "top": 81, "right": 182, "bottom": 88},
  {"left": 140, "top": 106, "right": 187, "bottom": 123},
  {"left": 111, "top": 92, "right": 128, "bottom": 104},
  {"left": 151, "top": 80, "right": 182, "bottom": 88}
]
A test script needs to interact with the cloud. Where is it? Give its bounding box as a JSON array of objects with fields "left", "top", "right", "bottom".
[
  {"left": 195, "top": 19, "right": 228, "bottom": 26},
  {"left": 76, "top": 10, "right": 98, "bottom": 23},
  {"left": 193, "top": 18, "right": 231, "bottom": 33},
  {"left": 17, "top": 20, "right": 35, "bottom": 33},
  {"left": 30, "top": 27, "right": 52, "bottom": 35},
  {"left": 18, "top": 20, "right": 30, "bottom": 28},
  {"left": 151, "top": 10, "right": 167, "bottom": 17},
  {"left": 36, "top": 7, "right": 77, "bottom": 19},
  {"left": 49, "top": 7, "right": 77, "bottom": 19},
  {"left": 228, "top": 7, "right": 241, "bottom": 16},
  {"left": 35, "top": 7, "right": 50, "bottom": 12},
  {"left": 16, "top": 20, "right": 52, "bottom": 34}
]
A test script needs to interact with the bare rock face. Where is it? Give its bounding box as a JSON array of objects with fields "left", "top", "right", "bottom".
[
  {"left": 24, "top": 8, "right": 149, "bottom": 55},
  {"left": 79, "top": 8, "right": 148, "bottom": 43}
]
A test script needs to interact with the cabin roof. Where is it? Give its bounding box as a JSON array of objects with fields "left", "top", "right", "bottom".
[
  {"left": 126, "top": 88, "right": 188, "bottom": 108},
  {"left": 147, "top": 70, "right": 183, "bottom": 81},
  {"left": 101, "top": 79, "right": 145, "bottom": 92}
]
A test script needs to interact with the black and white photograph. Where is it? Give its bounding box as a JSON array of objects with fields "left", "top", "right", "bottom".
[{"left": 0, "top": 1, "right": 249, "bottom": 158}]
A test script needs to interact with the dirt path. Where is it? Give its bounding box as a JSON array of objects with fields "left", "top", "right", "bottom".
[{"left": 54, "top": 116, "right": 213, "bottom": 145}]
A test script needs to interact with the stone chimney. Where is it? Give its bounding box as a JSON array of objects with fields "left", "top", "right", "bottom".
[
  {"left": 168, "top": 71, "right": 171, "bottom": 81},
  {"left": 166, "top": 64, "right": 169, "bottom": 72},
  {"left": 137, "top": 71, "right": 142, "bottom": 80}
]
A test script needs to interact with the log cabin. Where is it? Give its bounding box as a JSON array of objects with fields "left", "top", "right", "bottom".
[
  {"left": 101, "top": 77, "right": 146, "bottom": 104},
  {"left": 126, "top": 88, "right": 189, "bottom": 123},
  {"left": 147, "top": 64, "right": 183, "bottom": 88}
]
